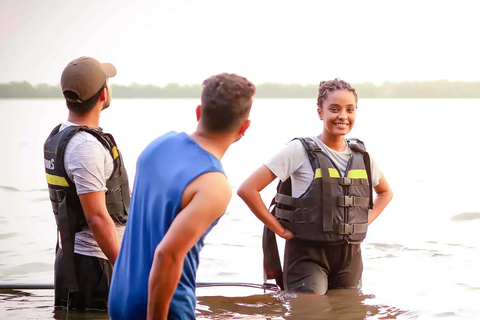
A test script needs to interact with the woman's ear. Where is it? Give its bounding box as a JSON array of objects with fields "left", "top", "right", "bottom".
[{"left": 317, "top": 106, "right": 323, "bottom": 120}]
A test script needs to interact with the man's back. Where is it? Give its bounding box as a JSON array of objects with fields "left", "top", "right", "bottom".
[{"left": 109, "top": 131, "right": 224, "bottom": 319}]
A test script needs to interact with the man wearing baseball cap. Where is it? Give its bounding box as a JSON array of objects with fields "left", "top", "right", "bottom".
[{"left": 43, "top": 56, "right": 130, "bottom": 310}]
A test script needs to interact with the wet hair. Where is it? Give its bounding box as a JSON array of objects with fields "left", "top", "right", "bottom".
[
  {"left": 64, "top": 84, "right": 105, "bottom": 114},
  {"left": 317, "top": 78, "right": 358, "bottom": 108},
  {"left": 200, "top": 73, "right": 255, "bottom": 133}
]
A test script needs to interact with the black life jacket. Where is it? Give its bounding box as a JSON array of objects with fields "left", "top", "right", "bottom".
[
  {"left": 44, "top": 124, "right": 130, "bottom": 292},
  {"left": 263, "top": 137, "right": 373, "bottom": 289}
]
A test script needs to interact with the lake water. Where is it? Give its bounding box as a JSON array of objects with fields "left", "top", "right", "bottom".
[{"left": 1, "top": 98, "right": 480, "bottom": 319}]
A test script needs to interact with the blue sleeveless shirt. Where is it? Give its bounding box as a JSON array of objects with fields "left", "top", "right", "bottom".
[{"left": 109, "top": 132, "right": 224, "bottom": 320}]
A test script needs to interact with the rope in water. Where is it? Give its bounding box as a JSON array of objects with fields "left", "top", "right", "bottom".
[{"left": 0, "top": 282, "right": 280, "bottom": 291}]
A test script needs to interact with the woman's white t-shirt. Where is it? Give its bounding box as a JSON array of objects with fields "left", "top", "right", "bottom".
[{"left": 264, "top": 136, "right": 383, "bottom": 198}]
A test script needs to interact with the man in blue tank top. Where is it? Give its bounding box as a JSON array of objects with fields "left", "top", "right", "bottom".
[{"left": 108, "top": 73, "right": 255, "bottom": 320}]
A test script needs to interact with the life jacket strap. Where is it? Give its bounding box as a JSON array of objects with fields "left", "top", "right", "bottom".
[
  {"left": 275, "top": 207, "right": 316, "bottom": 222},
  {"left": 56, "top": 189, "right": 79, "bottom": 293},
  {"left": 338, "top": 196, "right": 370, "bottom": 207},
  {"left": 334, "top": 223, "right": 368, "bottom": 235},
  {"left": 297, "top": 138, "right": 334, "bottom": 232},
  {"left": 280, "top": 221, "right": 368, "bottom": 236},
  {"left": 275, "top": 193, "right": 319, "bottom": 207},
  {"left": 262, "top": 225, "right": 284, "bottom": 290},
  {"left": 303, "top": 138, "right": 321, "bottom": 152},
  {"left": 347, "top": 139, "right": 374, "bottom": 209},
  {"left": 118, "top": 154, "right": 130, "bottom": 215},
  {"left": 334, "top": 177, "right": 368, "bottom": 186}
]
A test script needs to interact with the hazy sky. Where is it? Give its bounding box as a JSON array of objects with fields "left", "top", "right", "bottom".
[{"left": 1, "top": 0, "right": 480, "bottom": 86}]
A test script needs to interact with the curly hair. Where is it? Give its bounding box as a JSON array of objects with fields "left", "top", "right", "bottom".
[
  {"left": 200, "top": 73, "right": 255, "bottom": 133},
  {"left": 317, "top": 78, "right": 357, "bottom": 108}
]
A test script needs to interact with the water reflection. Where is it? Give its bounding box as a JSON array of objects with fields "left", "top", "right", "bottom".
[
  {"left": 287, "top": 290, "right": 375, "bottom": 319},
  {"left": 0, "top": 287, "right": 410, "bottom": 320},
  {"left": 53, "top": 309, "right": 111, "bottom": 320},
  {"left": 197, "top": 289, "right": 408, "bottom": 319},
  {"left": 1, "top": 289, "right": 53, "bottom": 319},
  {"left": 197, "top": 293, "right": 287, "bottom": 319}
]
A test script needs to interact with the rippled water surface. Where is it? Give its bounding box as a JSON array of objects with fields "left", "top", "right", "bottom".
[{"left": 1, "top": 98, "right": 480, "bottom": 319}]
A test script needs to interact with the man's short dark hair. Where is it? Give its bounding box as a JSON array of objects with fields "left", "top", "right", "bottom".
[
  {"left": 200, "top": 73, "right": 255, "bottom": 133},
  {"left": 64, "top": 85, "right": 105, "bottom": 114}
]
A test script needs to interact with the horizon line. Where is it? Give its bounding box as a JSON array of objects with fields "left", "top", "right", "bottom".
[{"left": 2, "top": 79, "right": 480, "bottom": 87}]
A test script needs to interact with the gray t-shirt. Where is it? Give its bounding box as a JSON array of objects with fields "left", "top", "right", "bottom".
[
  {"left": 265, "top": 136, "right": 383, "bottom": 198},
  {"left": 59, "top": 121, "right": 125, "bottom": 260}
]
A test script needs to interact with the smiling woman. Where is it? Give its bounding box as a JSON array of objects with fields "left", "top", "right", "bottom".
[{"left": 237, "top": 78, "right": 393, "bottom": 296}]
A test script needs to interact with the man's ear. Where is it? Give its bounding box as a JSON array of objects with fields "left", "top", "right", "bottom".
[
  {"left": 100, "top": 88, "right": 107, "bottom": 101},
  {"left": 239, "top": 119, "right": 251, "bottom": 136},
  {"left": 196, "top": 105, "right": 201, "bottom": 121}
]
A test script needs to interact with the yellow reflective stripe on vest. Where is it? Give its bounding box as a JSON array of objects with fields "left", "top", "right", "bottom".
[
  {"left": 112, "top": 146, "right": 119, "bottom": 159},
  {"left": 347, "top": 169, "right": 368, "bottom": 179},
  {"left": 314, "top": 168, "right": 367, "bottom": 179},
  {"left": 46, "top": 173, "right": 69, "bottom": 187},
  {"left": 314, "top": 168, "right": 340, "bottom": 178}
]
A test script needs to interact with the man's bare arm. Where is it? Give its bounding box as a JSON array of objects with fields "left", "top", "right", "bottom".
[
  {"left": 147, "top": 171, "right": 232, "bottom": 320},
  {"left": 78, "top": 191, "right": 120, "bottom": 264}
]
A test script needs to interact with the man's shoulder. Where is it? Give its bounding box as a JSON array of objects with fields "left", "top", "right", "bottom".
[
  {"left": 183, "top": 171, "right": 231, "bottom": 208},
  {"left": 61, "top": 124, "right": 108, "bottom": 151},
  {"left": 197, "top": 171, "right": 229, "bottom": 187},
  {"left": 63, "top": 134, "right": 108, "bottom": 164},
  {"left": 70, "top": 130, "right": 101, "bottom": 143},
  {"left": 141, "top": 131, "right": 182, "bottom": 154},
  {"left": 63, "top": 130, "right": 112, "bottom": 171},
  {"left": 151, "top": 131, "right": 182, "bottom": 144}
]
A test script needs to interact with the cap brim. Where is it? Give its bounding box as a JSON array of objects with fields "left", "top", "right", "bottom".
[{"left": 102, "top": 63, "right": 117, "bottom": 77}]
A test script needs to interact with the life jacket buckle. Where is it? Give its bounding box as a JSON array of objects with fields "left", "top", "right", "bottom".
[
  {"left": 338, "top": 196, "right": 354, "bottom": 207},
  {"left": 305, "top": 139, "right": 321, "bottom": 152},
  {"left": 339, "top": 177, "right": 353, "bottom": 186},
  {"left": 338, "top": 223, "right": 355, "bottom": 235}
]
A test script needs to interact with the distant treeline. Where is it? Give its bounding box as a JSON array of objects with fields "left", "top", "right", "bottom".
[{"left": 1, "top": 80, "right": 480, "bottom": 99}]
